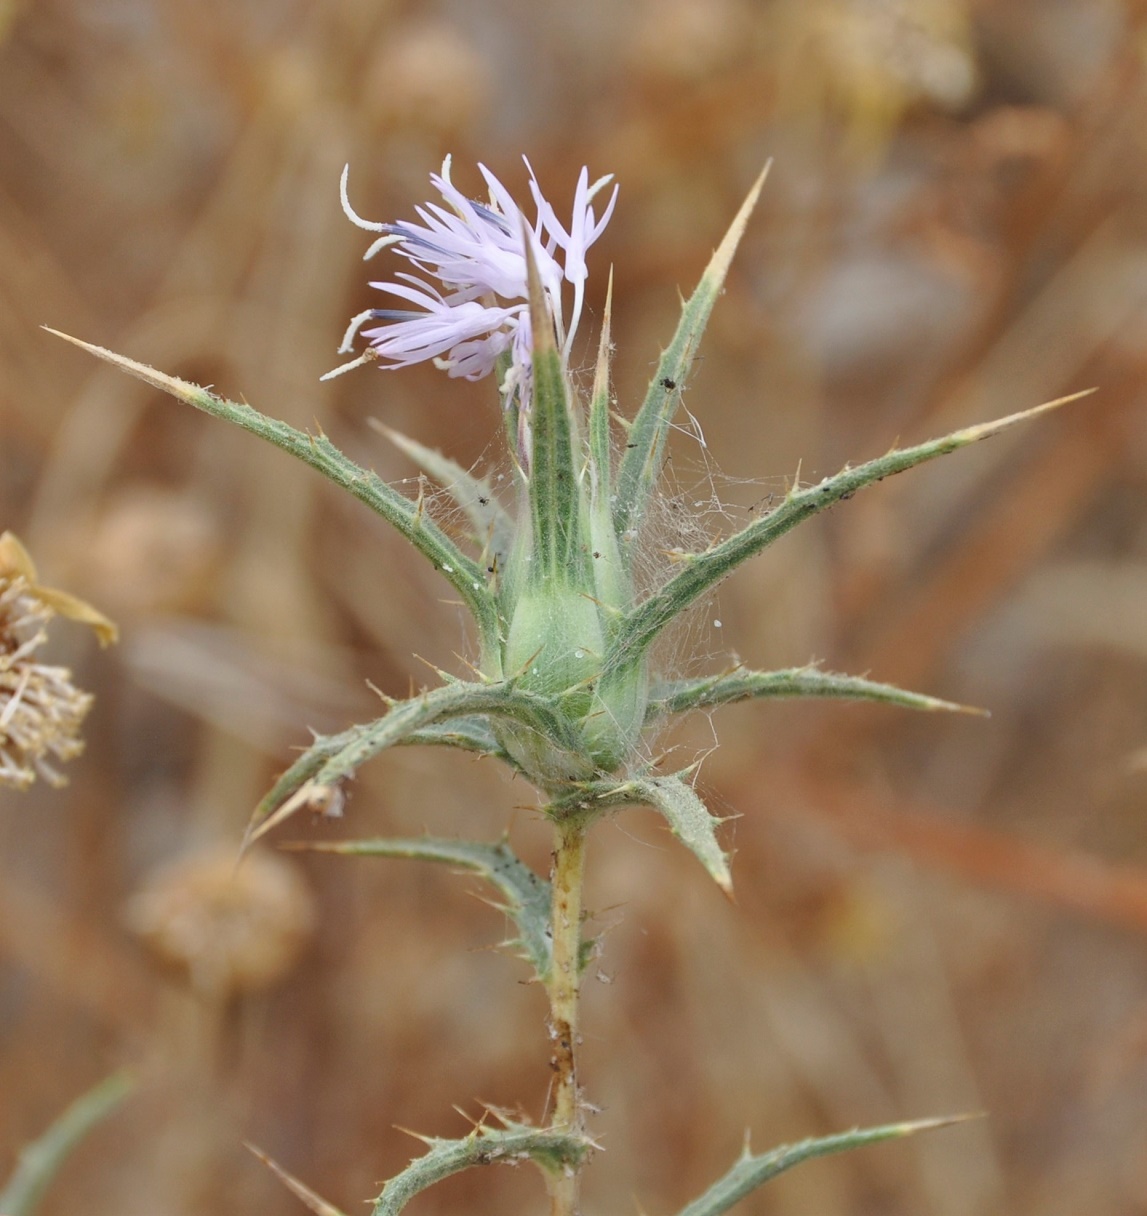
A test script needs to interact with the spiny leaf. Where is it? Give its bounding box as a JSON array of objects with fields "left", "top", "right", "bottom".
[
  {"left": 0, "top": 1072, "right": 134, "bottom": 1216},
  {"left": 401, "top": 716, "right": 513, "bottom": 758},
  {"left": 648, "top": 665, "right": 986, "bottom": 719},
  {"left": 612, "top": 164, "right": 770, "bottom": 547},
  {"left": 371, "top": 1122, "right": 592, "bottom": 1216},
  {"left": 244, "top": 1144, "right": 349, "bottom": 1216},
  {"left": 245, "top": 732, "right": 351, "bottom": 849},
  {"left": 626, "top": 772, "right": 733, "bottom": 895},
  {"left": 606, "top": 390, "right": 1095, "bottom": 678},
  {"left": 293, "top": 837, "right": 553, "bottom": 980},
  {"left": 674, "top": 1115, "right": 974, "bottom": 1216},
  {"left": 44, "top": 329, "right": 502, "bottom": 653},
  {"left": 371, "top": 421, "right": 514, "bottom": 562},
  {"left": 557, "top": 772, "right": 733, "bottom": 894},
  {"left": 245, "top": 681, "right": 582, "bottom": 847},
  {"left": 310, "top": 682, "right": 579, "bottom": 787}
]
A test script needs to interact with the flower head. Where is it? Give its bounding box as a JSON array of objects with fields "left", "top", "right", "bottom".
[
  {"left": 330, "top": 157, "right": 617, "bottom": 412},
  {"left": 124, "top": 846, "right": 315, "bottom": 997},
  {"left": 0, "top": 532, "right": 116, "bottom": 790}
]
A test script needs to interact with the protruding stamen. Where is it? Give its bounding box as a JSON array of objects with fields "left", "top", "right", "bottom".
[
  {"left": 320, "top": 349, "right": 381, "bottom": 381},
  {"left": 363, "top": 233, "right": 404, "bottom": 261},
  {"left": 336, "top": 309, "right": 383, "bottom": 353},
  {"left": 339, "top": 164, "right": 388, "bottom": 233}
]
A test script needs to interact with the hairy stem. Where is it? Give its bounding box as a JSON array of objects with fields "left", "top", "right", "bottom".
[{"left": 546, "top": 817, "right": 587, "bottom": 1216}]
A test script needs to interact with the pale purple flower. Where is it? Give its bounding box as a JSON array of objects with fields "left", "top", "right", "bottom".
[
  {"left": 528, "top": 164, "right": 617, "bottom": 360},
  {"left": 328, "top": 156, "right": 617, "bottom": 413}
]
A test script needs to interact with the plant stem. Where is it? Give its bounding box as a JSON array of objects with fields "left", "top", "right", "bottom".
[{"left": 546, "top": 816, "right": 587, "bottom": 1216}]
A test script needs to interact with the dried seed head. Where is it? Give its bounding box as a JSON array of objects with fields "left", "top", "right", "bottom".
[
  {"left": 0, "top": 532, "right": 115, "bottom": 791},
  {"left": 124, "top": 847, "right": 316, "bottom": 998}
]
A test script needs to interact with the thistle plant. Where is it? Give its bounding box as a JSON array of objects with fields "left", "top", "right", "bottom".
[{"left": 48, "top": 155, "right": 1089, "bottom": 1216}]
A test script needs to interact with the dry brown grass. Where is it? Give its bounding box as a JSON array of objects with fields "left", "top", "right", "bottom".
[{"left": 4, "top": 2, "right": 1147, "bottom": 1214}]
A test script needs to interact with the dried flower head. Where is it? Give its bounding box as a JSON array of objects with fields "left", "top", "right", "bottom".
[
  {"left": 0, "top": 531, "right": 116, "bottom": 791},
  {"left": 124, "top": 847, "right": 316, "bottom": 998},
  {"left": 328, "top": 156, "right": 617, "bottom": 413}
]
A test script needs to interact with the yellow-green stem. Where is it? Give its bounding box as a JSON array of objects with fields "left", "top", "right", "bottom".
[{"left": 546, "top": 817, "right": 587, "bottom": 1216}]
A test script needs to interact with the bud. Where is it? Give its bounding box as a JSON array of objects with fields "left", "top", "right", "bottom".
[
  {"left": 496, "top": 502, "right": 649, "bottom": 783},
  {"left": 496, "top": 584, "right": 649, "bottom": 783},
  {"left": 498, "top": 584, "right": 603, "bottom": 783}
]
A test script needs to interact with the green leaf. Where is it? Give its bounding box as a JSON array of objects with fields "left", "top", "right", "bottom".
[
  {"left": 371, "top": 421, "right": 514, "bottom": 565},
  {"left": 612, "top": 164, "right": 770, "bottom": 547},
  {"left": 674, "top": 1116, "right": 971, "bottom": 1216},
  {"left": 400, "top": 716, "right": 512, "bottom": 758},
  {"left": 554, "top": 771, "right": 732, "bottom": 894},
  {"left": 648, "top": 665, "right": 986, "bottom": 720},
  {"left": 372, "top": 1121, "right": 591, "bottom": 1216},
  {"left": 606, "top": 391, "right": 1093, "bottom": 679},
  {"left": 245, "top": 680, "right": 583, "bottom": 846},
  {"left": 245, "top": 732, "right": 351, "bottom": 848},
  {"left": 311, "top": 682, "right": 579, "bottom": 786},
  {"left": 0, "top": 1072, "right": 134, "bottom": 1216},
  {"left": 44, "top": 329, "right": 502, "bottom": 655},
  {"left": 626, "top": 772, "right": 733, "bottom": 895},
  {"left": 295, "top": 837, "right": 553, "bottom": 980}
]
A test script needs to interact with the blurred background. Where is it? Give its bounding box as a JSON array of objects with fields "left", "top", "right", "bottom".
[{"left": 3, "top": 0, "right": 1147, "bottom": 1213}]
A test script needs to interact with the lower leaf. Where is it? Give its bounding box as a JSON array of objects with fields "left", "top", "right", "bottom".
[
  {"left": 293, "top": 837, "right": 553, "bottom": 981},
  {"left": 373, "top": 1122, "right": 593, "bottom": 1216},
  {"left": 675, "top": 1115, "right": 972, "bottom": 1216}
]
